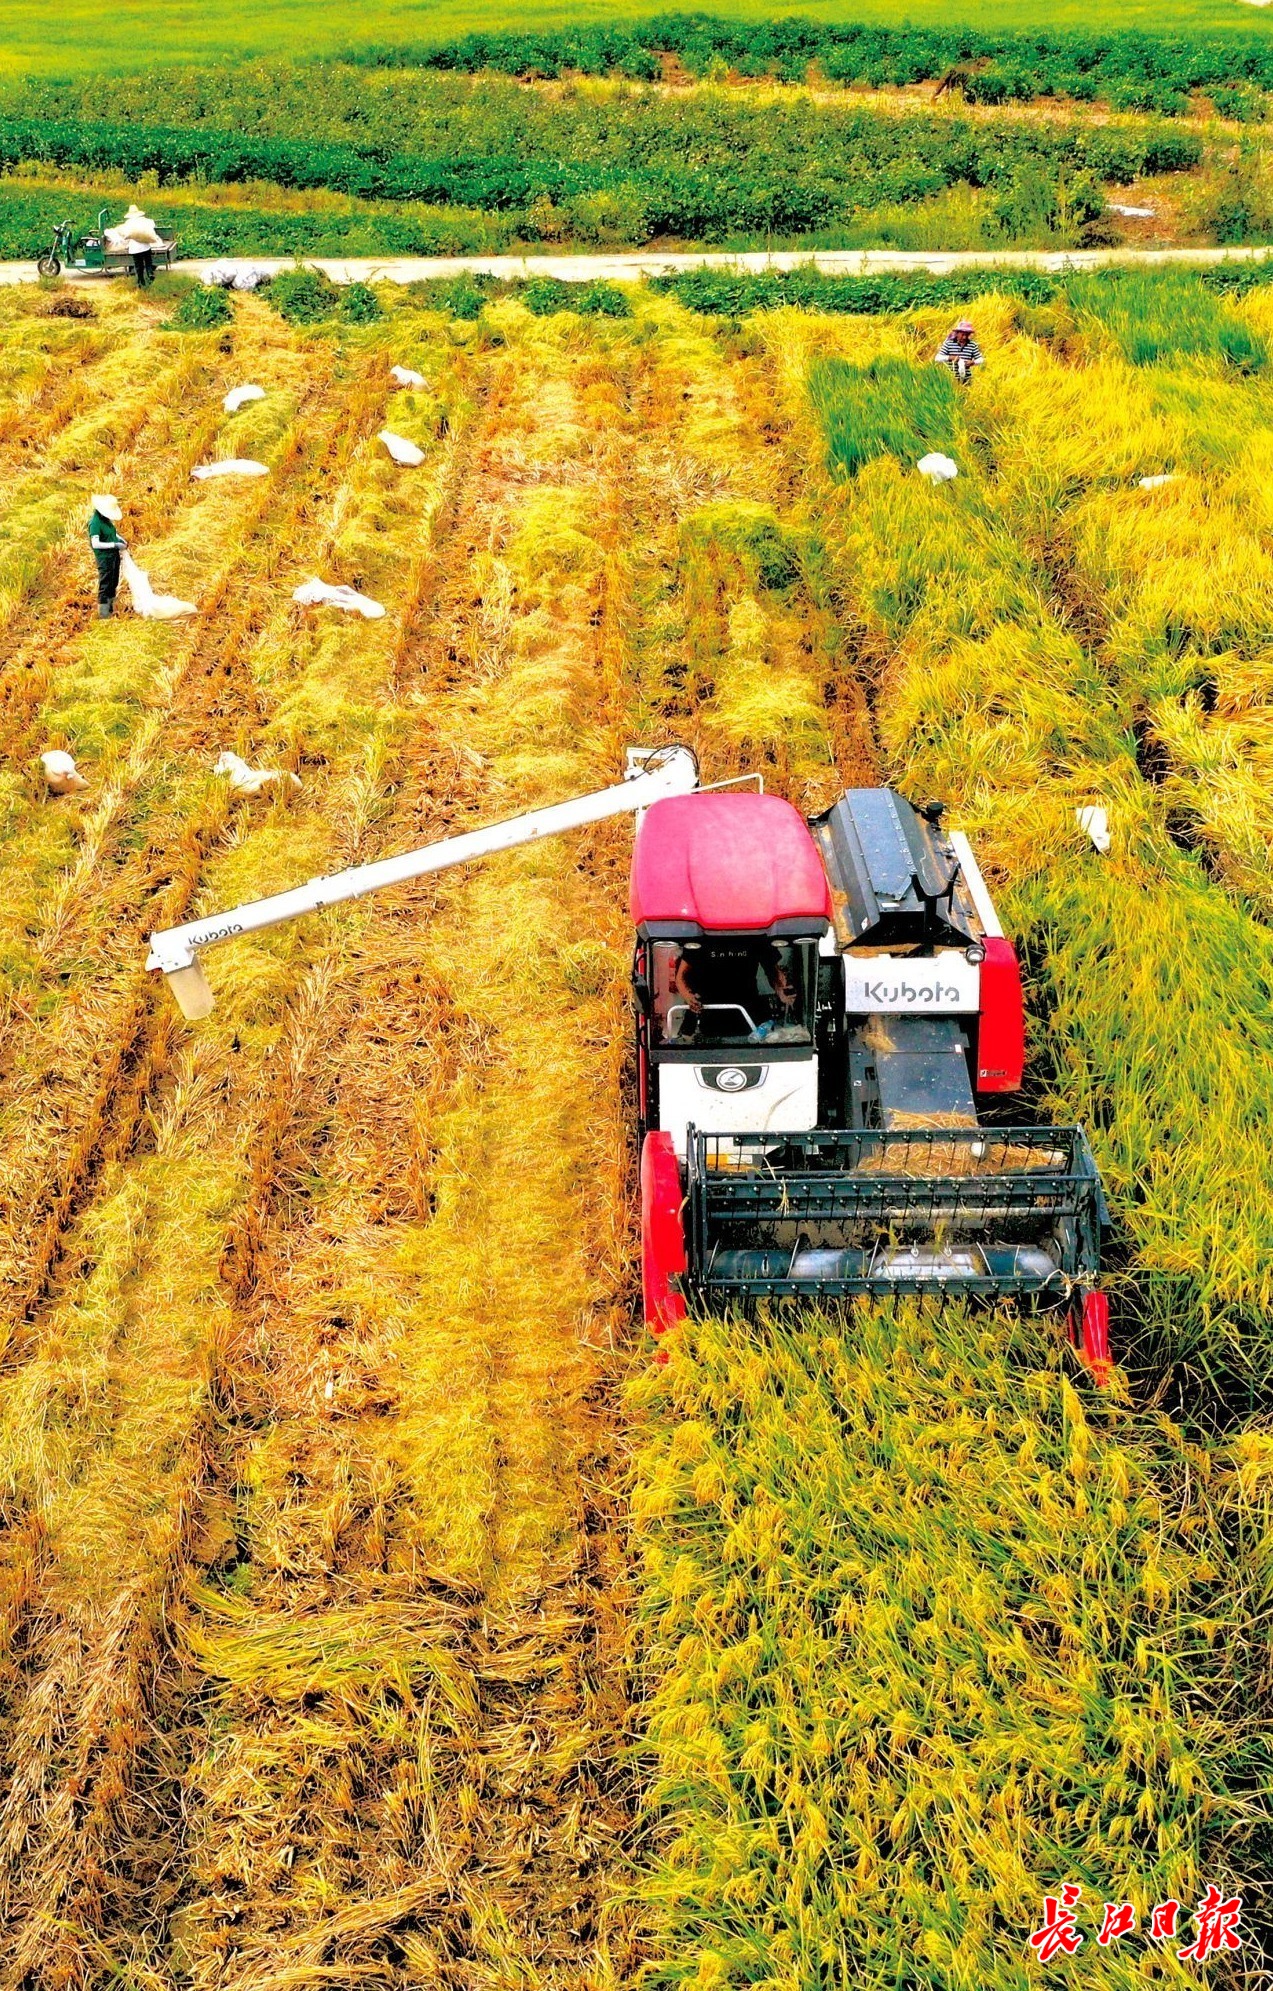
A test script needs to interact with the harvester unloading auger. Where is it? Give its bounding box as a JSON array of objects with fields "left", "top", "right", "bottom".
[{"left": 146, "top": 748, "right": 1112, "bottom": 1381}]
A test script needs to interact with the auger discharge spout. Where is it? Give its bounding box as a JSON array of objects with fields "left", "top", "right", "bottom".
[{"left": 146, "top": 745, "right": 699, "bottom": 1019}]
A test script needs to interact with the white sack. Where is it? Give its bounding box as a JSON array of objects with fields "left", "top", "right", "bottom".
[
  {"left": 1138, "top": 473, "right": 1178, "bottom": 490},
  {"left": 378, "top": 429, "right": 426, "bottom": 467},
  {"left": 1076, "top": 805, "right": 1111, "bottom": 854},
  {"left": 223, "top": 384, "right": 266, "bottom": 414},
  {"left": 293, "top": 577, "right": 386, "bottom": 620},
  {"left": 917, "top": 452, "right": 959, "bottom": 484},
  {"left": 41, "top": 750, "right": 87, "bottom": 794},
  {"left": 207, "top": 265, "right": 269, "bottom": 291},
  {"left": 191, "top": 459, "right": 269, "bottom": 480},
  {"left": 121, "top": 550, "right": 197, "bottom": 620},
  {"left": 390, "top": 365, "right": 427, "bottom": 388},
  {"left": 214, "top": 750, "right": 301, "bottom": 796},
  {"left": 1110, "top": 203, "right": 1156, "bottom": 218},
  {"left": 115, "top": 210, "right": 163, "bottom": 247}
]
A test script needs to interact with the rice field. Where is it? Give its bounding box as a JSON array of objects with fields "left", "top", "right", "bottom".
[{"left": 0, "top": 266, "right": 1269, "bottom": 1984}]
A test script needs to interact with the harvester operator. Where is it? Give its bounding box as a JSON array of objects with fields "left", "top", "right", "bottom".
[
  {"left": 666, "top": 940, "right": 802, "bottom": 1041},
  {"left": 934, "top": 319, "right": 984, "bottom": 383},
  {"left": 88, "top": 495, "right": 126, "bottom": 619}
]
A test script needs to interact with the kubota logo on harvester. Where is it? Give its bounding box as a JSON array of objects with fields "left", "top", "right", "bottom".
[{"left": 858, "top": 979, "right": 962, "bottom": 1005}]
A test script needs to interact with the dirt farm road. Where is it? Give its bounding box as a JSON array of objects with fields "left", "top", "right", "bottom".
[{"left": 7, "top": 243, "right": 1273, "bottom": 288}]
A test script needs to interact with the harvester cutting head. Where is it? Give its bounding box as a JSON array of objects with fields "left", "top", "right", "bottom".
[{"left": 634, "top": 785, "right": 1112, "bottom": 1381}]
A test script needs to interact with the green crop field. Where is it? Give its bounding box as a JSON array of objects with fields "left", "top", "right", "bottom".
[{"left": 1, "top": 0, "right": 1269, "bottom": 77}]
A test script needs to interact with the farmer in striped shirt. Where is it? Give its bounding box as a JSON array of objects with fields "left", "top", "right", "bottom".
[{"left": 934, "top": 320, "right": 984, "bottom": 384}]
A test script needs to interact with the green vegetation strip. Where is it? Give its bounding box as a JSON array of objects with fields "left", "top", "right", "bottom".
[
  {"left": 0, "top": 76, "right": 1201, "bottom": 243},
  {"left": 5, "top": 183, "right": 508, "bottom": 262},
  {"left": 657, "top": 261, "right": 1273, "bottom": 317},
  {"left": 353, "top": 12, "right": 1273, "bottom": 118}
]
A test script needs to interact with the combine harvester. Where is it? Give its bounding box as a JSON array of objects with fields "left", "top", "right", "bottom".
[{"left": 146, "top": 747, "right": 1111, "bottom": 1379}]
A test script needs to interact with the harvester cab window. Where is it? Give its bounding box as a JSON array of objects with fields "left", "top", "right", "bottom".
[{"left": 651, "top": 939, "right": 815, "bottom": 1049}]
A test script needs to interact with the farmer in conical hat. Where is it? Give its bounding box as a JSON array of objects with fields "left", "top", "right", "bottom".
[
  {"left": 121, "top": 204, "right": 161, "bottom": 285},
  {"left": 934, "top": 318, "right": 984, "bottom": 384},
  {"left": 88, "top": 495, "right": 126, "bottom": 619}
]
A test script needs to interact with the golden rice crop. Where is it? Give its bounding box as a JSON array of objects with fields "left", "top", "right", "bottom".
[
  {"left": 622, "top": 278, "right": 1273, "bottom": 1989},
  {"left": 1, "top": 266, "right": 1272, "bottom": 1990},
  {"left": 785, "top": 282, "right": 1273, "bottom": 1372},
  {"left": 628, "top": 1302, "right": 1271, "bottom": 1990}
]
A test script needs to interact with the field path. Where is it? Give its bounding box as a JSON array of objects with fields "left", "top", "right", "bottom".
[{"left": 5, "top": 244, "right": 1273, "bottom": 288}]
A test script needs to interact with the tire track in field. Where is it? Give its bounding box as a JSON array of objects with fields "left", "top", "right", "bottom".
[{"left": 0, "top": 356, "right": 492, "bottom": 1991}]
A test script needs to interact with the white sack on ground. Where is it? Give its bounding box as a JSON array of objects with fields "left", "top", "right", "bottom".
[
  {"left": 214, "top": 750, "right": 301, "bottom": 796},
  {"left": 1076, "top": 805, "right": 1111, "bottom": 854},
  {"left": 378, "top": 429, "right": 426, "bottom": 467},
  {"left": 121, "top": 550, "right": 196, "bottom": 620},
  {"left": 293, "top": 577, "right": 386, "bottom": 620},
  {"left": 917, "top": 452, "right": 959, "bottom": 483},
  {"left": 206, "top": 264, "right": 270, "bottom": 291},
  {"left": 191, "top": 459, "right": 269, "bottom": 480},
  {"left": 224, "top": 384, "right": 266, "bottom": 414},
  {"left": 1138, "top": 473, "right": 1178, "bottom": 489},
  {"left": 390, "top": 365, "right": 427, "bottom": 388},
  {"left": 41, "top": 750, "right": 87, "bottom": 795}
]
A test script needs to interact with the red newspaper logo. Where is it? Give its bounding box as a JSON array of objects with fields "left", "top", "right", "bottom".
[
  {"left": 1030, "top": 1883, "right": 1084, "bottom": 1962},
  {"left": 1029, "top": 1886, "right": 1242, "bottom": 1964},
  {"left": 1096, "top": 1904, "right": 1136, "bottom": 1948},
  {"left": 1149, "top": 1900, "right": 1182, "bottom": 1941},
  {"left": 1177, "top": 1887, "right": 1242, "bottom": 1963}
]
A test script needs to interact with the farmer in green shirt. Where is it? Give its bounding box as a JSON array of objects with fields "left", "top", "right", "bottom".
[{"left": 88, "top": 494, "right": 126, "bottom": 618}]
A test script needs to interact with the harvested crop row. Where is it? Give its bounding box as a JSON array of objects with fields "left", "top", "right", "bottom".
[
  {"left": 0, "top": 299, "right": 479, "bottom": 1984},
  {"left": 629, "top": 295, "right": 873, "bottom": 801},
  {"left": 123, "top": 316, "right": 646, "bottom": 1986},
  {"left": 0, "top": 302, "right": 439, "bottom": 1348},
  {"left": 0, "top": 301, "right": 119, "bottom": 475},
  {"left": 0, "top": 283, "right": 874, "bottom": 1983}
]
